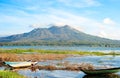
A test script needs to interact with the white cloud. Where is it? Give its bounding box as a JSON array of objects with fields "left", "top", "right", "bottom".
[
  {"left": 0, "top": 8, "right": 106, "bottom": 36},
  {"left": 103, "top": 18, "right": 116, "bottom": 26},
  {"left": 49, "top": 23, "right": 68, "bottom": 26},
  {"left": 29, "top": 24, "right": 44, "bottom": 28},
  {"left": 1, "top": 5, "right": 120, "bottom": 40},
  {"left": 45, "top": 9, "right": 105, "bottom": 31},
  {"left": 29, "top": 23, "right": 50, "bottom": 28},
  {"left": 98, "top": 30, "right": 120, "bottom": 40},
  {"left": 58, "top": 0, "right": 101, "bottom": 8},
  {"left": 99, "top": 31, "right": 108, "bottom": 38}
]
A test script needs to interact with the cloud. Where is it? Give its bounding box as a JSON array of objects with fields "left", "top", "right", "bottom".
[
  {"left": 48, "top": 23, "right": 69, "bottom": 26},
  {"left": 98, "top": 30, "right": 120, "bottom": 40},
  {"left": 29, "top": 23, "right": 50, "bottom": 28},
  {"left": 1, "top": 8, "right": 120, "bottom": 40},
  {"left": 1, "top": 0, "right": 120, "bottom": 40},
  {"left": 45, "top": 9, "right": 104, "bottom": 30},
  {"left": 99, "top": 31, "right": 108, "bottom": 38},
  {"left": 0, "top": 7, "right": 105, "bottom": 35},
  {"left": 103, "top": 18, "right": 116, "bottom": 26},
  {"left": 29, "top": 24, "right": 43, "bottom": 28},
  {"left": 97, "top": 20, "right": 120, "bottom": 40},
  {"left": 58, "top": 0, "right": 101, "bottom": 8}
]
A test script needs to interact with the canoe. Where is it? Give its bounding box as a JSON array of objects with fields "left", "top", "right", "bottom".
[
  {"left": 83, "top": 74, "right": 120, "bottom": 78},
  {"left": 81, "top": 67, "right": 120, "bottom": 75},
  {"left": 4, "top": 62, "right": 37, "bottom": 68}
]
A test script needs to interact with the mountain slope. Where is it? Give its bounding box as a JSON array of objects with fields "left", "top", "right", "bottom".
[{"left": 0, "top": 25, "right": 120, "bottom": 45}]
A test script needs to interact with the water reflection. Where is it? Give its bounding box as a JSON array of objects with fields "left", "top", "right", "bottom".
[{"left": 83, "top": 74, "right": 120, "bottom": 78}]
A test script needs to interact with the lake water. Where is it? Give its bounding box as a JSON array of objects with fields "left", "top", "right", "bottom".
[
  {"left": 1, "top": 46, "right": 120, "bottom": 78},
  {"left": 17, "top": 55, "right": 120, "bottom": 78},
  {"left": 1, "top": 55, "right": 120, "bottom": 78},
  {"left": 18, "top": 56, "right": 120, "bottom": 78},
  {"left": 0, "top": 45, "right": 120, "bottom": 52}
]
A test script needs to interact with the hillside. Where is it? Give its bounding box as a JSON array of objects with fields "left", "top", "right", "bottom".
[{"left": 0, "top": 25, "right": 120, "bottom": 46}]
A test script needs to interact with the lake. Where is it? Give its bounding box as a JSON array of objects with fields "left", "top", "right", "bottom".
[
  {"left": 0, "top": 45, "right": 120, "bottom": 52},
  {"left": 17, "top": 55, "right": 120, "bottom": 78},
  {"left": 1, "top": 55, "right": 120, "bottom": 78},
  {"left": 1, "top": 46, "right": 120, "bottom": 78}
]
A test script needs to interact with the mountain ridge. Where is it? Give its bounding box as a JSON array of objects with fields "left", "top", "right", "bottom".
[{"left": 0, "top": 25, "right": 120, "bottom": 46}]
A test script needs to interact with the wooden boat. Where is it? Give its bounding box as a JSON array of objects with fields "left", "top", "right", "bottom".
[
  {"left": 81, "top": 67, "right": 120, "bottom": 75},
  {"left": 83, "top": 74, "right": 120, "bottom": 78},
  {"left": 4, "top": 62, "right": 37, "bottom": 68}
]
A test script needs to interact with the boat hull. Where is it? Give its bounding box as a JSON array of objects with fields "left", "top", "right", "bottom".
[
  {"left": 81, "top": 67, "right": 120, "bottom": 75},
  {"left": 4, "top": 62, "right": 37, "bottom": 68}
]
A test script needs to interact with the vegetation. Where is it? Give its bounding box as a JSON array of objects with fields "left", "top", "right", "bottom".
[
  {"left": 0, "top": 70, "right": 25, "bottom": 78},
  {"left": 0, "top": 48, "right": 120, "bottom": 55},
  {"left": 0, "top": 48, "right": 119, "bottom": 61},
  {"left": 36, "top": 63, "right": 94, "bottom": 71},
  {"left": 0, "top": 41, "right": 120, "bottom": 47},
  {"left": 0, "top": 53, "right": 69, "bottom": 61}
]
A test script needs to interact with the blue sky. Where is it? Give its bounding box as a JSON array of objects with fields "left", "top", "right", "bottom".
[{"left": 0, "top": 0, "right": 120, "bottom": 40}]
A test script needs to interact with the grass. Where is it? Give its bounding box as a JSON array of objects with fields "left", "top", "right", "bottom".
[
  {"left": 0, "top": 49, "right": 119, "bottom": 61},
  {"left": 34, "top": 62, "right": 95, "bottom": 71},
  {"left": 0, "top": 48, "right": 120, "bottom": 61},
  {"left": 0, "top": 70, "right": 25, "bottom": 78},
  {"left": 0, "top": 53, "right": 69, "bottom": 61},
  {"left": 0, "top": 48, "right": 120, "bottom": 55}
]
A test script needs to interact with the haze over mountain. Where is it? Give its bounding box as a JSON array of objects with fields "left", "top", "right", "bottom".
[{"left": 0, "top": 25, "right": 120, "bottom": 46}]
